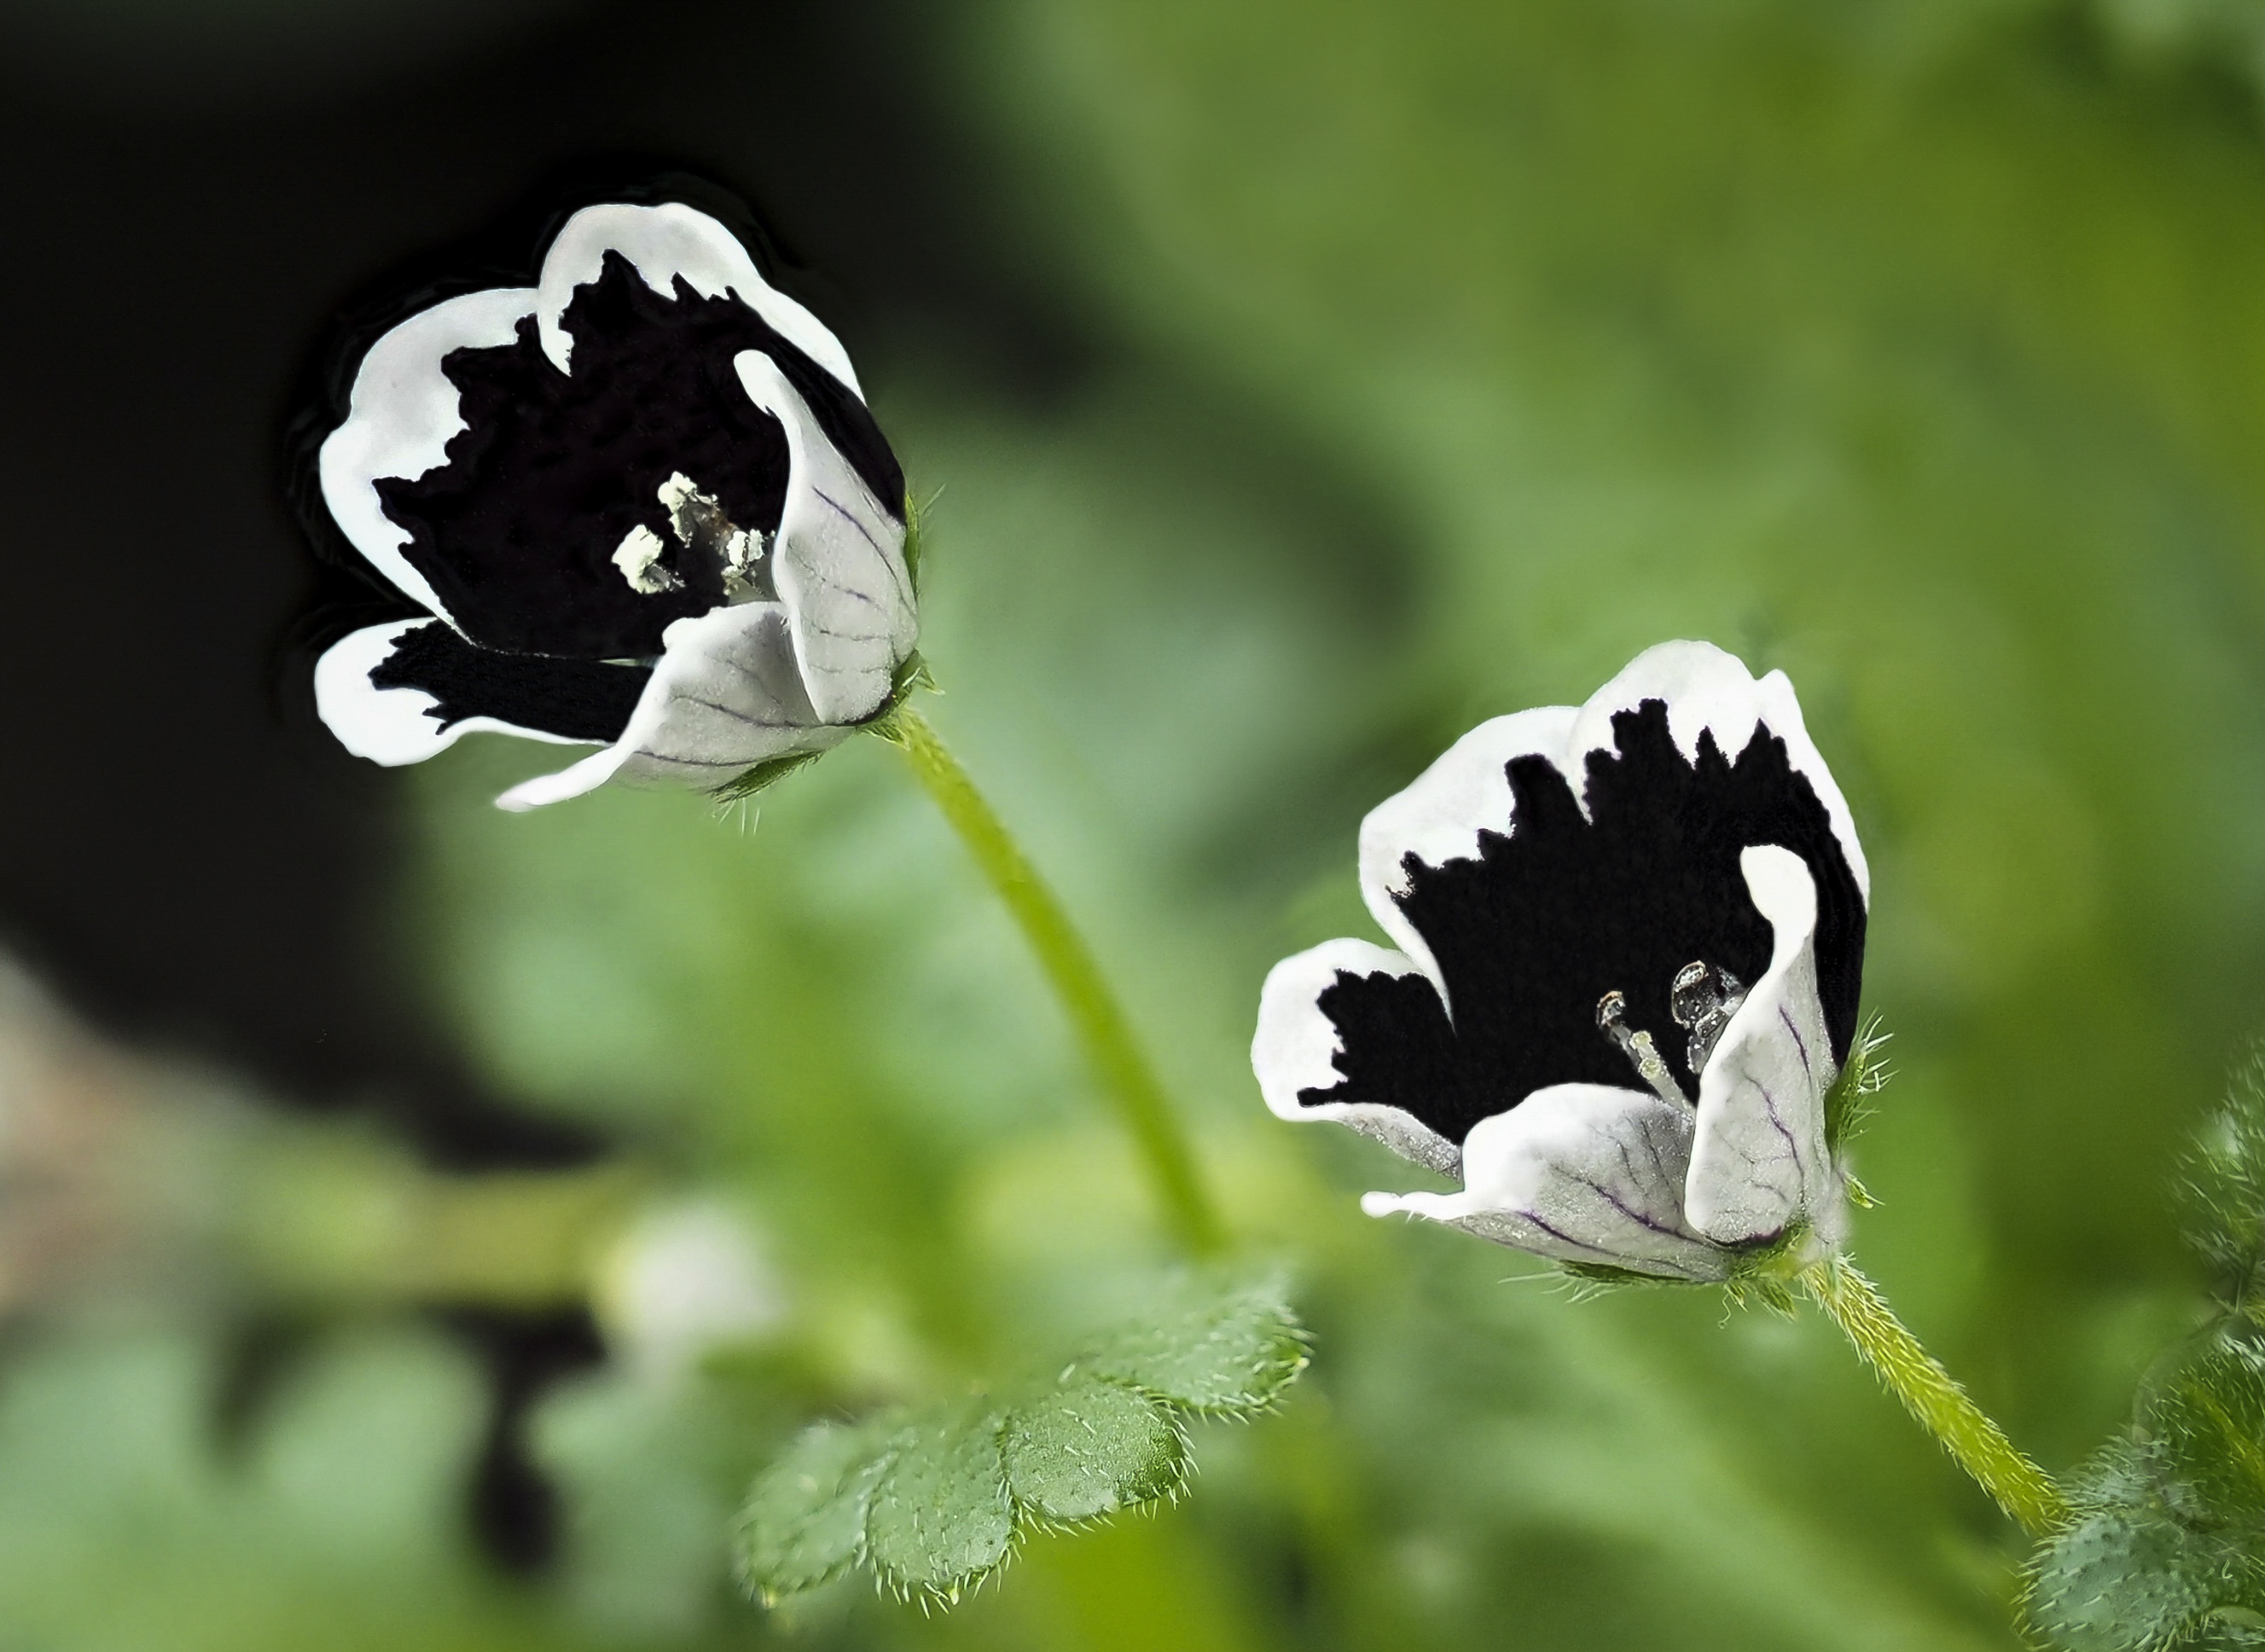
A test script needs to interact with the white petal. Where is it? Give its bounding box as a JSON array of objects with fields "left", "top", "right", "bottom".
[
  {"left": 735, "top": 351, "right": 917, "bottom": 726},
  {"left": 1684, "top": 844, "right": 1842, "bottom": 1246},
  {"left": 495, "top": 601, "right": 849, "bottom": 811},
  {"left": 1571, "top": 641, "right": 1869, "bottom": 903},
  {"left": 1364, "top": 1084, "right": 1727, "bottom": 1282},
  {"left": 1349, "top": 641, "right": 1865, "bottom": 1005},
  {"left": 1252, "top": 938, "right": 1461, "bottom": 1177},
  {"left": 314, "top": 620, "right": 588, "bottom": 767},
  {"left": 536, "top": 201, "right": 864, "bottom": 397},
  {"left": 317, "top": 287, "right": 535, "bottom": 623},
  {"left": 1355, "top": 704, "right": 1579, "bottom": 996},
  {"left": 492, "top": 744, "right": 635, "bottom": 810}
]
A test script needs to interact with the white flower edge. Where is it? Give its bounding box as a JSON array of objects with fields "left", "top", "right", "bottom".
[
  {"left": 317, "top": 201, "right": 886, "bottom": 638},
  {"left": 1254, "top": 843, "right": 1846, "bottom": 1272},
  {"left": 536, "top": 200, "right": 862, "bottom": 395},
  {"left": 310, "top": 200, "right": 919, "bottom": 805},
  {"left": 1252, "top": 938, "right": 1462, "bottom": 1177},
  {"left": 1362, "top": 1085, "right": 1728, "bottom": 1283},
  {"left": 318, "top": 286, "right": 533, "bottom": 627},
  {"left": 1356, "top": 641, "right": 1867, "bottom": 1001},
  {"left": 313, "top": 618, "right": 589, "bottom": 765}
]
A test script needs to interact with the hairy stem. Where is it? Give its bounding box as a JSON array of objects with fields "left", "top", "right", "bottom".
[
  {"left": 882, "top": 704, "right": 1225, "bottom": 1255},
  {"left": 1800, "top": 1256, "right": 2068, "bottom": 1535}
]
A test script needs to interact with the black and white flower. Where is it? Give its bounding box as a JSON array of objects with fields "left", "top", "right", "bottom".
[
  {"left": 1252, "top": 642, "right": 1869, "bottom": 1283},
  {"left": 311, "top": 199, "right": 917, "bottom": 809}
]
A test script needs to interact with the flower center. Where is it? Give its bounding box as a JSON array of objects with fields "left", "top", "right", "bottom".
[
  {"left": 658, "top": 472, "right": 771, "bottom": 600},
  {"left": 1596, "top": 959, "right": 1749, "bottom": 1105},
  {"left": 1670, "top": 959, "right": 1747, "bottom": 1075},
  {"left": 1595, "top": 990, "right": 1684, "bottom": 1104},
  {"left": 611, "top": 472, "right": 775, "bottom": 601}
]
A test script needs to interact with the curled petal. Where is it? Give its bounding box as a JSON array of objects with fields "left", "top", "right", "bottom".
[
  {"left": 1685, "top": 844, "right": 1842, "bottom": 1247},
  {"left": 735, "top": 351, "right": 917, "bottom": 726},
  {"left": 497, "top": 603, "right": 850, "bottom": 811},
  {"left": 1362, "top": 1084, "right": 1728, "bottom": 1283},
  {"left": 317, "top": 287, "right": 534, "bottom": 624},
  {"left": 1253, "top": 939, "right": 1461, "bottom": 1178}
]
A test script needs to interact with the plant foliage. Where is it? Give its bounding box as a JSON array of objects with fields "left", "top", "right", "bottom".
[
  {"left": 2025, "top": 1058, "right": 2265, "bottom": 1649},
  {"left": 731, "top": 1274, "right": 1308, "bottom": 1608}
]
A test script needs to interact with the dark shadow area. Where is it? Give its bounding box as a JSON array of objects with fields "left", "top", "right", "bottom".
[
  {"left": 0, "top": 0, "right": 1089, "bottom": 1165},
  {"left": 0, "top": 0, "right": 1096, "bottom": 1569}
]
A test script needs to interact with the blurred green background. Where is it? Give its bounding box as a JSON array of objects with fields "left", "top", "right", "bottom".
[{"left": 14, "top": 0, "right": 2265, "bottom": 1646}]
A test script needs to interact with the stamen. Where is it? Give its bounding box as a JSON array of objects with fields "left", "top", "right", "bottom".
[
  {"left": 611, "top": 524, "right": 682, "bottom": 594},
  {"left": 658, "top": 473, "right": 771, "bottom": 599},
  {"left": 1596, "top": 990, "right": 1690, "bottom": 1105},
  {"left": 1670, "top": 961, "right": 1748, "bottom": 1076}
]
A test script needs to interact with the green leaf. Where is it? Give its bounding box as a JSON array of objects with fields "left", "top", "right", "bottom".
[
  {"left": 730, "top": 1416, "right": 899, "bottom": 1603},
  {"left": 863, "top": 1410, "right": 1015, "bottom": 1603},
  {"left": 2023, "top": 1440, "right": 2265, "bottom": 1652},
  {"left": 1002, "top": 1377, "right": 1186, "bottom": 1524},
  {"left": 2187, "top": 1050, "right": 2265, "bottom": 1319},
  {"left": 2025, "top": 1501, "right": 2221, "bottom": 1652},
  {"left": 1072, "top": 1273, "right": 1310, "bottom": 1415},
  {"left": 2147, "top": 1336, "right": 2265, "bottom": 1526},
  {"left": 734, "top": 1272, "right": 1309, "bottom": 1611}
]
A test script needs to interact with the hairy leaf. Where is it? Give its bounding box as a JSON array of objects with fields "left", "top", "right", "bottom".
[
  {"left": 1072, "top": 1273, "right": 1310, "bottom": 1414},
  {"left": 2148, "top": 1337, "right": 2265, "bottom": 1527},
  {"left": 2026, "top": 1500, "right": 2221, "bottom": 1652},
  {"left": 2024, "top": 1429, "right": 2265, "bottom": 1652},
  {"left": 864, "top": 1410, "right": 1016, "bottom": 1603},
  {"left": 2187, "top": 1052, "right": 2265, "bottom": 1320},
  {"left": 1002, "top": 1377, "right": 1186, "bottom": 1524},
  {"left": 731, "top": 1415, "right": 900, "bottom": 1603},
  {"left": 734, "top": 1272, "right": 1307, "bottom": 1610}
]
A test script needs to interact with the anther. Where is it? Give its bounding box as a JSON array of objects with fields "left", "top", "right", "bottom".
[
  {"left": 1670, "top": 960, "right": 1748, "bottom": 1076},
  {"left": 657, "top": 472, "right": 774, "bottom": 600},
  {"left": 1596, "top": 990, "right": 1690, "bottom": 1106}
]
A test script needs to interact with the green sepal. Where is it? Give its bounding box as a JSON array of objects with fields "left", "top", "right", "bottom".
[
  {"left": 1822, "top": 1013, "right": 1892, "bottom": 1152},
  {"left": 900, "top": 484, "right": 928, "bottom": 596},
  {"left": 711, "top": 749, "right": 824, "bottom": 805}
]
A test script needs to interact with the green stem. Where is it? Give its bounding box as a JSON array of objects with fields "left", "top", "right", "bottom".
[
  {"left": 1800, "top": 1256, "right": 2068, "bottom": 1535},
  {"left": 881, "top": 704, "right": 1226, "bottom": 1256}
]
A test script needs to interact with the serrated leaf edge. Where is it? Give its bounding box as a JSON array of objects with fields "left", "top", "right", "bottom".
[{"left": 740, "top": 1282, "right": 1310, "bottom": 1611}]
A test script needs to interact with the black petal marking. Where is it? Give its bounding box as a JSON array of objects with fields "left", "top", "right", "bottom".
[
  {"left": 374, "top": 251, "right": 903, "bottom": 659},
  {"left": 1303, "top": 699, "right": 1866, "bottom": 1146},
  {"left": 370, "top": 622, "right": 651, "bottom": 745}
]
